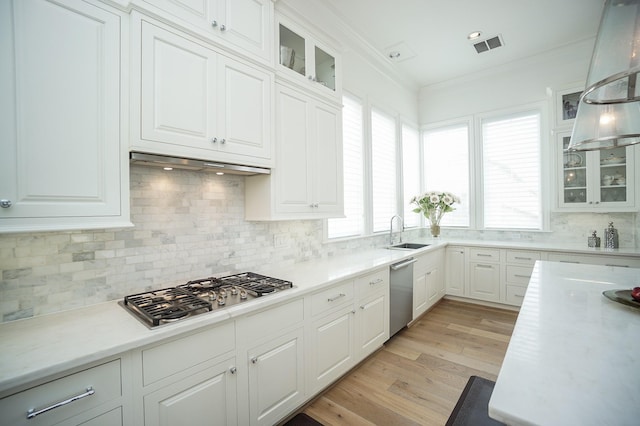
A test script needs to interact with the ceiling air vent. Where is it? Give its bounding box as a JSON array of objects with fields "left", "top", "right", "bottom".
[{"left": 473, "top": 35, "right": 503, "bottom": 54}]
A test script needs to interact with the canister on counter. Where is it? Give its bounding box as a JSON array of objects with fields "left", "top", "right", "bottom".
[
  {"left": 604, "top": 222, "right": 619, "bottom": 249},
  {"left": 588, "top": 230, "right": 601, "bottom": 248}
]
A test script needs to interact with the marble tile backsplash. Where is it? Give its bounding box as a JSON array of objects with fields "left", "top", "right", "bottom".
[{"left": 0, "top": 165, "right": 637, "bottom": 322}]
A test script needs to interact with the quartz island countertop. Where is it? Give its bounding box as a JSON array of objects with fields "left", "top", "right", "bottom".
[{"left": 489, "top": 261, "right": 640, "bottom": 425}]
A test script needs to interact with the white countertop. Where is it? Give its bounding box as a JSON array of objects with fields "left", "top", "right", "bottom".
[
  {"left": 489, "top": 261, "right": 640, "bottom": 426},
  {"left": 1, "top": 238, "right": 639, "bottom": 397}
]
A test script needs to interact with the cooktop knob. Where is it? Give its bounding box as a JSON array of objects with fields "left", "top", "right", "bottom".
[
  {"left": 240, "top": 289, "right": 248, "bottom": 300},
  {"left": 230, "top": 286, "right": 238, "bottom": 295},
  {"left": 219, "top": 289, "right": 227, "bottom": 298},
  {"left": 217, "top": 295, "right": 226, "bottom": 306}
]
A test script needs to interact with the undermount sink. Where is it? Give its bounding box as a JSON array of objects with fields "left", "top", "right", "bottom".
[{"left": 389, "top": 243, "right": 430, "bottom": 250}]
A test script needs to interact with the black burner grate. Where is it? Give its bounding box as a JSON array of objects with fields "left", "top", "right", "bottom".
[
  {"left": 218, "top": 272, "right": 293, "bottom": 296},
  {"left": 124, "top": 287, "right": 212, "bottom": 327}
]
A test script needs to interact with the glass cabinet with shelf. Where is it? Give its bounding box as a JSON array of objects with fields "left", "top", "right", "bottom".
[
  {"left": 277, "top": 18, "right": 339, "bottom": 96},
  {"left": 557, "top": 131, "right": 636, "bottom": 211}
]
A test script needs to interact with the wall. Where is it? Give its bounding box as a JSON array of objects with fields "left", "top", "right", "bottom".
[{"left": 418, "top": 39, "right": 639, "bottom": 245}]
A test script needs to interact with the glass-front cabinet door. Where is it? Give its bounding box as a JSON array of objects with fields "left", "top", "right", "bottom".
[
  {"left": 557, "top": 131, "right": 636, "bottom": 211},
  {"left": 277, "top": 17, "right": 339, "bottom": 97}
]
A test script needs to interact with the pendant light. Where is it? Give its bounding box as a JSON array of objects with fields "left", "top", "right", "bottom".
[{"left": 568, "top": 0, "right": 640, "bottom": 150}]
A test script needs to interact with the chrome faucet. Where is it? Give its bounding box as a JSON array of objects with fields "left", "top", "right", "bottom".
[{"left": 390, "top": 215, "right": 404, "bottom": 245}]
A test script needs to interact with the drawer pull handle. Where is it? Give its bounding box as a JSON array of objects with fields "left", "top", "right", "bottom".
[
  {"left": 559, "top": 260, "right": 580, "bottom": 264},
  {"left": 327, "top": 293, "right": 346, "bottom": 302},
  {"left": 251, "top": 357, "right": 258, "bottom": 364},
  {"left": 605, "top": 264, "right": 629, "bottom": 267},
  {"left": 369, "top": 278, "right": 383, "bottom": 286},
  {"left": 477, "top": 254, "right": 493, "bottom": 257},
  {"left": 514, "top": 274, "right": 531, "bottom": 278},
  {"left": 27, "top": 387, "right": 94, "bottom": 419},
  {"left": 514, "top": 257, "right": 532, "bottom": 260},
  {"left": 476, "top": 264, "right": 494, "bottom": 269}
]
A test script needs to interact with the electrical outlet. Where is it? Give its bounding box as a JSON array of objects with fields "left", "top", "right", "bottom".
[{"left": 273, "top": 234, "right": 289, "bottom": 249}]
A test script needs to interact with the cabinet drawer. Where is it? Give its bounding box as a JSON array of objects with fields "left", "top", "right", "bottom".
[
  {"left": 0, "top": 360, "right": 121, "bottom": 426},
  {"left": 311, "top": 280, "right": 354, "bottom": 317},
  {"left": 238, "top": 298, "right": 304, "bottom": 344},
  {"left": 469, "top": 247, "right": 501, "bottom": 263},
  {"left": 143, "top": 321, "right": 235, "bottom": 385},
  {"left": 355, "top": 268, "right": 388, "bottom": 299},
  {"left": 506, "top": 250, "right": 541, "bottom": 266},
  {"left": 506, "top": 265, "right": 534, "bottom": 286},
  {"left": 506, "top": 285, "right": 528, "bottom": 306}
]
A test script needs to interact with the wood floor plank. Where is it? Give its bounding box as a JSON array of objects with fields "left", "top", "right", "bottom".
[{"left": 300, "top": 299, "right": 518, "bottom": 426}]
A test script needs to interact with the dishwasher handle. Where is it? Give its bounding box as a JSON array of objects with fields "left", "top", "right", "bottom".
[{"left": 390, "top": 258, "right": 417, "bottom": 270}]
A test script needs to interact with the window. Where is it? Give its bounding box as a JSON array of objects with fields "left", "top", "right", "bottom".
[
  {"left": 371, "top": 108, "right": 397, "bottom": 233},
  {"left": 481, "top": 111, "right": 542, "bottom": 229},
  {"left": 423, "top": 124, "right": 470, "bottom": 227},
  {"left": 402, "top": 124, "right": 421, "bottom": 228},
  {"left": 327, "top": 95, "right": 364, "bottom": 238}
]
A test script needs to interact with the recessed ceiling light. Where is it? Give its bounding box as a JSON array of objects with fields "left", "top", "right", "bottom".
[{"left": 467, "top": 31, "right": 482, "bottom": 40}]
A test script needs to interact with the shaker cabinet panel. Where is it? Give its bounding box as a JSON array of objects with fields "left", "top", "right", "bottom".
[
  {"left": 468, "top": 262, "right": 500, "bottom": 302},
  {"left": 0, "top": 0, "right": 129, "bottom": 232}
]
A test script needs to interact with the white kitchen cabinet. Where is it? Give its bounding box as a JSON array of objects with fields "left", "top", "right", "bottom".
[
  {"left": 245, "top": 83, "right": 343, "bottom": 220},
  {"left": 0, "top": 0, "right": 130, "bottom": 233},
  {"left": 133, "top": 0, "right": 273, "bottom": 64},
  {"left": 235, "top": 299, "right": 305, "bottom": 426},
  {"left": 0, "top": 359, "right": 127, "bottom": 426},
  {"left": 354, "top": 268, "right": 389, "bottom": 362},
  {"left": 130, "top": 15, "right": 273, "bottom": 167},
  {"left": 445, "top": 246, "right": 467, "bottom": 297},
  {"left": 277, "top": 15, "right": 341, "bottom": 99},
  {"left": 503, "top": 249, "right": 540, "bottom": 306},
  {"left": 245, "top": 329, "right": 304, "bottom": 426},
  {"left": 413, "top": 249, "right": 445, "bottom": 319},
  {"left": 556, "top": 131, "right": 637, "bottom": 211},
  {"left": 143, "top": 357, "right": 238, "bottom": 426},
  {"left": 547, "top": 252, "right": 640, "bottom": 268},
  {"left": 468, "top": 248, "right": 501, "bottom": 303},
  {"left": 308, "top": 306, "right": 355, "bottom": 394}
]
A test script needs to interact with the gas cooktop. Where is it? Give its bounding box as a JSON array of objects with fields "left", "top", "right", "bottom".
[{"left": 121, "top": 272, "right": 293, "bottom": 328}]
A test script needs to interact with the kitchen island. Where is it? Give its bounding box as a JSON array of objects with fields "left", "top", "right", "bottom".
[{"left": 489, "top": 261, "right": 640, "bottom": 425}]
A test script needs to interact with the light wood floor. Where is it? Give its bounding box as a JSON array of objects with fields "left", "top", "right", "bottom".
[{"left": 303, "top": 299, "right": 519, "bottom": 426}]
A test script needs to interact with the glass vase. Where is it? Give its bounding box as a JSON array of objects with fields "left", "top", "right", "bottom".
[{"left": 430, "top": 224, "right": 441, "bottom": 237}]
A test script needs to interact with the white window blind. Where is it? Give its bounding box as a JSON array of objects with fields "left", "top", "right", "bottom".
[
  {"left": 328, "top": 95, "right": 364, "bottom": 238},
  {"left": 482, "top": 112, "right": 542, "bottom": 229},
  {"left": 402, "top": 124, "right": 420, "bottom": 228},
  {"left": 371, "top": 108, "right": 397, "bottom": 233},
  {"left": 423, "top": 125, "right": 470, "bottom": 227}
]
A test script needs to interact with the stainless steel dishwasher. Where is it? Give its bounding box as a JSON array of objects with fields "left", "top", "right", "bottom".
[{"left": 389, "top": 257, "right": 417, "bottom": 336}]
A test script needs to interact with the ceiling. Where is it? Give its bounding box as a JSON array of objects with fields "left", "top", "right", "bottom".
[{"left": 321, "top": 0, "right": 606, "bottom": 88}]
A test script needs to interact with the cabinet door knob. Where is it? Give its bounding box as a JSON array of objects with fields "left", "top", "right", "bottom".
[
  {"left": 229, "top": 366, "right": 237, "bottom": 374},
  {"left": 251, "top": 357, "right": 258, "bottom": 364},
  {"left": 220, "top": 24, "right": 226, "bottom": 31},
  {"left": 0, "top": 199, "right": 12, "bottom": 208},
  {"left": 211, "top": 20, "right": 218, "bottom": 27},
  {"left": 220, "top": 138, "right": 226, "bottom": 144},
  {"left": 212, "top": 137, "right": 218, "bottom": 143}
]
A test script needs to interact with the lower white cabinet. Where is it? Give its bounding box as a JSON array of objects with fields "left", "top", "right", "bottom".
[
  {"left": 143, "top": 357, "right": 237, "bottom": 426},
  {"left": 308, "top": 306, "right": 355, "bottom": 394},
  {"left": 468, "top": 262, "right": 501, "bottom": 302},
  {"left": 0, "top": 359, "right": 127, "bottom": 426},
  {"left": 245, "top": 328, "right": 305, "bottom": 426},
  {"left": 356, "top": 293, "right": 386, "bottom": 360},
  {"left": 445, "top": 246, "right": 466, "bottom": 297},
  {"left": 413, "top": 249, "right": 445, "bottom": 319}
]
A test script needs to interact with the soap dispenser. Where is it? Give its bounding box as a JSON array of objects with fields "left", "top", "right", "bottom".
[
  {"left": 587, "top": 230, "right": 601, "bottom": 248},
  {"left": 604, "top": 222, "right": 619, "bottom": 249}
]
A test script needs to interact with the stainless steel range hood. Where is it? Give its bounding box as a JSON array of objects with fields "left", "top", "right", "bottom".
[{"left": 130, "top": 152, "right": 270, "bottom": 176}]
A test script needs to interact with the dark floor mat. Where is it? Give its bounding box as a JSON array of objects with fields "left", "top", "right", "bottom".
[
  {"left": 283, "top": 412, "right": 323, "bottom": 426},
  {"left": 446, "top": 375, "right": 505, "bottom": 426}
]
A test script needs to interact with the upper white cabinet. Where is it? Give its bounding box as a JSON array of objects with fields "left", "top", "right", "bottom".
[
  {"left": 130, "top": 15, "right": 273, "bottom": 167},
  {"left": 0, "top": 0, "right": 131, "bottom": 233},
  {"left": 276, "top": 15, "right": 341, "bottom": 99},
  {"left": 556, "top": 131, "right": 637, "bottom": 211},
  {"left": 133, "top": 0, "right": 274, "bottom": 64},
  {"left": 245, "top": 83, "right": 343, "bottom": 220}
]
